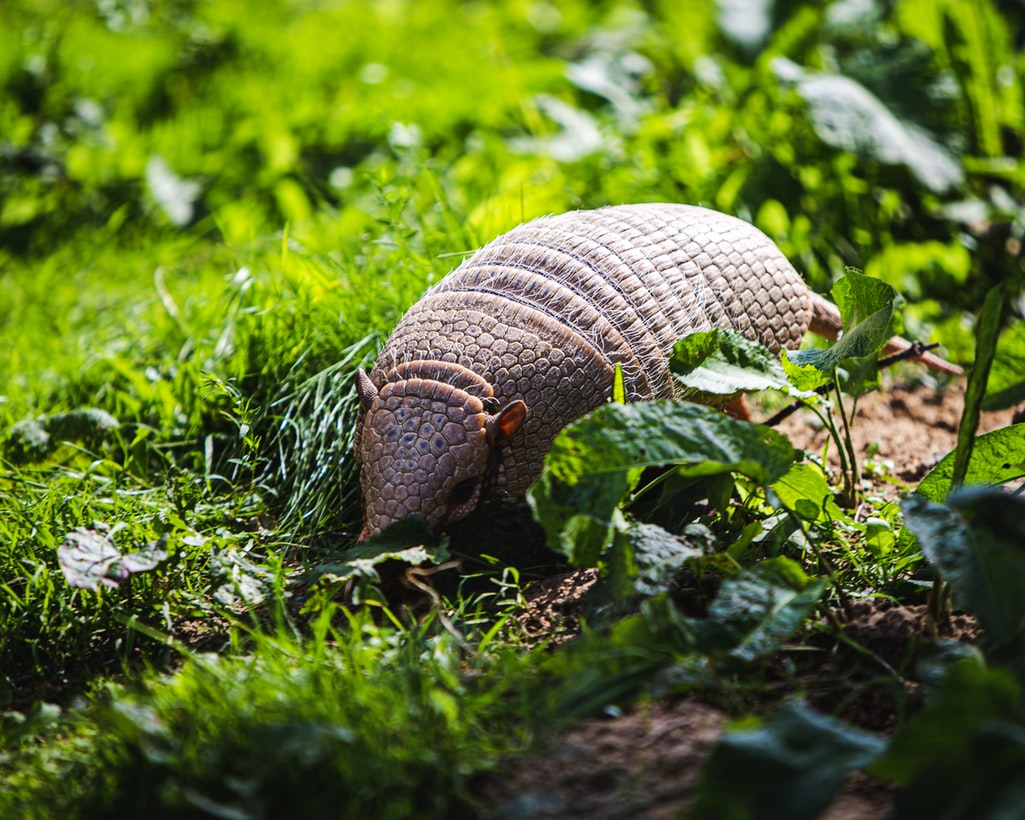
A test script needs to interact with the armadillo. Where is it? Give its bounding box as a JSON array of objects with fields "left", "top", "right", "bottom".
[{"left": 354, "top": 203, "right": 956, "bottom": 539}]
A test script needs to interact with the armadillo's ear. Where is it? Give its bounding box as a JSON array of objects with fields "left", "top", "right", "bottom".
[
  {"left": 488, "top": 400, "right": 527, "bottom": 444},
  {"left": 355, "top": 369, "right": 378, "bottom": 412}
]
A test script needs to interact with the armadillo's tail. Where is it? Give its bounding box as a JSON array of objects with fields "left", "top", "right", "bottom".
[{"left": 809, "top": 292, "right": 963, "bottom": 376}]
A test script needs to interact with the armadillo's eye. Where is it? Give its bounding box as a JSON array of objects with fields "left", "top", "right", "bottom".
[{"left": 449, "top": 479, "right": 477, "bottom": 506}]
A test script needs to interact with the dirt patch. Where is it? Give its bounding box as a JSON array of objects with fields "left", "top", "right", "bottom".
[
  {"left": 514, "top": 568, "right": 598, "bottom": 645},
  {"left": 171, "top": 615, "right": 234, "bottom": 654},
  {"left": 478, "top": 698, "right": 895, "bottom": 819},
  {"left": 773, "top": 378, "right": 1017, "bottom": 490},
  {"left": 478, "top": 698, "right": 726, "bottom": 819},
  {"left": 804, "top": 600, "right": 979, "bottom": 734}
]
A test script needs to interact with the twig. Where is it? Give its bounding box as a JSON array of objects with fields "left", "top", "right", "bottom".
[
  {"left": 403, "top": 560, "right": 470, "bottom": 649},
  {"left": 876, "top": 340, "right": 942, "bottom": 371},
  {"left": 833, "top": 377, "right": 860, "bottom": 506}
]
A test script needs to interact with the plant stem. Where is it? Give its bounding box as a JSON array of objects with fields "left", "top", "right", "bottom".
[
  {"left": 832, "top": 375, "right": 860, "bottom": 507},
  {"left": 777, "top": 493, "right": 853, "bottom": 622}
]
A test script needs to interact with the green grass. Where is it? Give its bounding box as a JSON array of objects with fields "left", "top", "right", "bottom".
[
  {"left": 3, "top": 0, "right": 1025, "bottom": 816},
  {"left": 2, "top": 611, "right": 535, "bottom": 818}
]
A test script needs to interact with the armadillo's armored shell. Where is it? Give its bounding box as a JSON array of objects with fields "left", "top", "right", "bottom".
[{"left": 358, "top": 204, "right": 813, "bottom": 536}]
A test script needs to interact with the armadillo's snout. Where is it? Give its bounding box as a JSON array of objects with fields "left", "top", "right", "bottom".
[{"left": 355, "top": 376, "right": 494, "bottom": 540}]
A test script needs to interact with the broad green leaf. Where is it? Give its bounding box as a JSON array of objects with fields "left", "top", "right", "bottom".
[
  {"left": 621, "top": 521, "right": 712, "bottom": 599},
  {"left": 952, "top": 282, "right": 1007, "bottom": 488},
  {"left": 303, "top": 543, "right": 446, "bottom": 604},
  {"left": 984, "top": 320, "right": 1025, "bottom": 410},
  {"left": 782, "top": 304, "right": 891, "bottom": 384},
  {"left": 343, "top": 546, "right": 443, "bottom": 576},
  {"left": 696, "top": 559, "right": 827, "bottom": 662},
  {"left": 343, "top": 516, "right": 441, "bottom": 558},
  {"left": 892, "top": 723, "right": 1025, "bottom": 820},
  {"left": 528, "top": 401, "right": 797, "bottom": 562},
  {"left": 772, "top": 463, "right": 844, "bottom": 525},
  {"left": 6, "top": 407, "right": 121, "bottom": 463},
  {"left": 540, "top": 401, "right": 797, "bottom": 486},
  {"left": 773, "top": 57, "right": 964, "bottom": 192},
  {"left": 58, "top": 528, "right": 169, "bottom": 591},
  {"left": 528, "top": 472, "right": 629, "bottom": 566},
  {"left": 873, "top": 651, "right": 1025, "bottom": 795},
  {"left": 863, "top": 516, "right": 896, "bottom": 557},
  {"left": 831, "top": 268, "right": 896, "bottom": 330},
  {"left": 212, "top": 547, "right": 282, "bottom": 607},
  {"left": 694, "top": 699, "right": 885, "bottom": 820},
  {"left": 901, "top": 489, "right": 1025, "bottom": 649},
  {"left": 782, "top": 270, "right": 895, "bottom": 390},
  {"left": 779, "top": 354, "right": 829, "bottom": 391},
  {"left": 58, "top": 529, "right": 124, "bottom": 590},
  {"left": 985, "top": 379, "right": 1025, "bottom": 413},
  {"left": 836, "top": 353, "right": 882, "bottom": 398},
  {"left": 670, "top": 328, "right": 792, "bottom": 398},
  {"left": 916, "top": 424, "right": 1025, "bottom": 502},
  {"left": 305, "top": 518, "right": 451, "bottom": 592}
]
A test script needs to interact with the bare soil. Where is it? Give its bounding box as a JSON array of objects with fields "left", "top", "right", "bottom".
[
  {"left": 479, "top": 699, "right": 893, "bottom": 819},
  {"left": 479, "top": 381, "right": 1018, "bottom": 819},
  {"left": 773, "top": 378, "right": 1015, "bottom": 491}
]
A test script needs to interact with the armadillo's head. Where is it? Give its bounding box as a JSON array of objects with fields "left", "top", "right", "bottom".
[{"left": 354, "top": 362, "right": 527, "bottom": 540}]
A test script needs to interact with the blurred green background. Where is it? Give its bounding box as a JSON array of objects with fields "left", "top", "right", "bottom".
[{"left": 4, "top": 0, "right": 1021, "bottom": 292}]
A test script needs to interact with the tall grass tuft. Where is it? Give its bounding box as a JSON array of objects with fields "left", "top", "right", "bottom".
[{"left": 264, "top": 338, "right": 376, "bottom": 536}]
